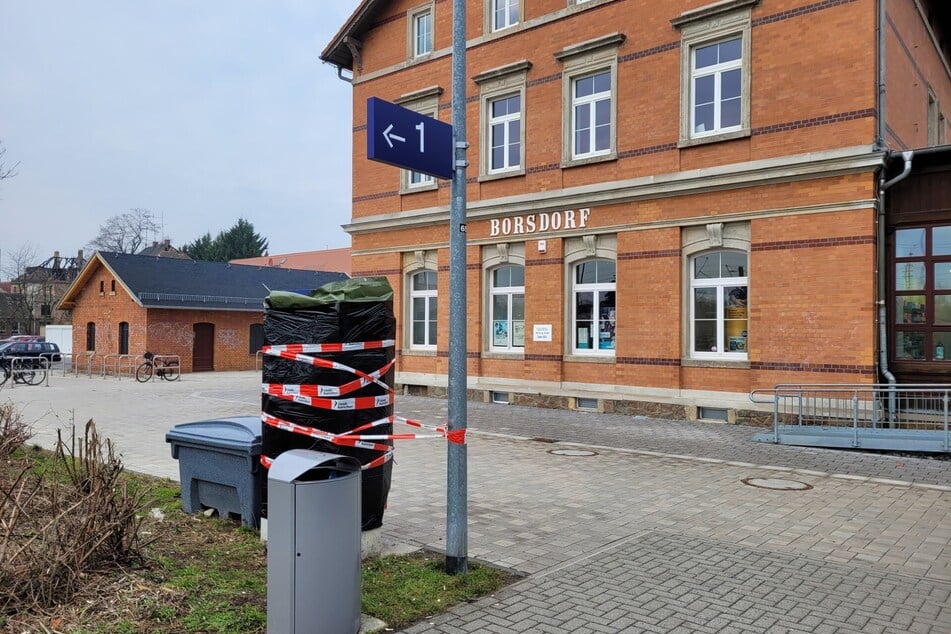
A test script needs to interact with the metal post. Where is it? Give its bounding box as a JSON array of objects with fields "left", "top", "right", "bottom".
[{"left": 445, "top": 0, "right": 468, "bottom": 576}]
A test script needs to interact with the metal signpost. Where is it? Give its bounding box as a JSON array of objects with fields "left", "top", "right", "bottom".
[{"left": 365, "top": 0, "right": 468, "bottom": 574}]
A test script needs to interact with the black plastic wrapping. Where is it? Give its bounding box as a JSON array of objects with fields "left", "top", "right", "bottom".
[{"left": 261, "top": 278, "right": 396, "bottom": 530}]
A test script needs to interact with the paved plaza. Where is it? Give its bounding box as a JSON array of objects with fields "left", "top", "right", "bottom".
[{"left": 2, "top": 371, "right": 949, "bottom": 633}]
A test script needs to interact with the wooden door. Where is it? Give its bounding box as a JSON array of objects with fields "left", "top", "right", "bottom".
[{"left": 192, "top": 323, "right": 215, "bottom": 372}]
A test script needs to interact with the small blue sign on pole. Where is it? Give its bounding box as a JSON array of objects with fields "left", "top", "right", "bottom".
[{"left": 367, "top": 97, "right": 454, "bottom": 180}]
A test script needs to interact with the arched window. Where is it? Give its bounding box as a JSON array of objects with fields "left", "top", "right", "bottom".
[
  {"left": 98, "top": 280, "right": 104, "bottom": 294},
  {"left": 86, "top": 322, "right": 96, "bottom": 352},
  {"left": 249, "top": 323, "right": 265, "bottom": 354},
  {"left": 490, "top": 265, "right": 525, "bottom": 351},
  {"left": 410, "top": 270, "right": 438, "bottom": 349},
  {"left": 110, "top": 280, "right": 116, "bottom": 294},
  {"left": 572, "top": 259, "right": 616, "bottom": 353},
  {"left": 118, "top": 322, "right": 129, "bottom": 355},
  {"left": 690, "top": 250, "right": 748, "bottom": 357}
]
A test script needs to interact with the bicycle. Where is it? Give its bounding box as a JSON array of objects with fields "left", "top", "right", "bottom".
[
  {"left": 0, "top": 357, "right": 46, "bottom": 387},
  {"left": 135, "top": 352, "right": 180, "bottom": 382}
]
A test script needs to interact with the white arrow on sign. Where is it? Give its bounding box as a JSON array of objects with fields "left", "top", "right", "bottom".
[{"left": 382, "top": 124, "right": 406, "bottom": 149}]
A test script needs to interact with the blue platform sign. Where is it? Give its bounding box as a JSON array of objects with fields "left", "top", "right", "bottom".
[{"left": 367, "top": 97, "right": 454, "bottom": 180}]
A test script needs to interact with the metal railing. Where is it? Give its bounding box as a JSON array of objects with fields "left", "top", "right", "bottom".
[{"left": 750, "top": 383, "right": 950, "bottom": 451}]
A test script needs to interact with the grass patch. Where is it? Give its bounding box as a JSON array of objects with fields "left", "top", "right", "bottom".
[
  {"left": 3, "top": 449, "right": 517, "bottom": 632},
  {"left": 363, "top": 552, "right": 516, "bottom": 628}
]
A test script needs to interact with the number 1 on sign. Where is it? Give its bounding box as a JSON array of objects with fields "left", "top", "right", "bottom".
[{"left": 415, "top": 121, "right": 425, "bottom": 152}]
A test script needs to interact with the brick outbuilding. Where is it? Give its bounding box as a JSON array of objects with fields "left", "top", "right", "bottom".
[{"left": 57, "top": 252, "right": 348, "bottom": 373}]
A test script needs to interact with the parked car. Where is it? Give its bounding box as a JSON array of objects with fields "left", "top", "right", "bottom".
[
  {"left": 0, "top": 341, "right": 62, "bottom": 366},
  {"left": 0, "top": 335, "right": 44, "bottom": 343}
]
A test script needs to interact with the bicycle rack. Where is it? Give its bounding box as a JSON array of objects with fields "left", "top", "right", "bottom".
[
  {"left": 101, "top": 354, "right": 121, "bottom": 378},
  {"left": 7, "top": 356, "right": 50, "bottom": 388}
]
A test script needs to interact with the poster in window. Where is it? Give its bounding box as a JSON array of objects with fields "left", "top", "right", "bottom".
[
  {"left": 598, "top": 307, "right": 616, "bottom": 350},
  {"left": 512, "top": 321, "right": 525, "bottom": 347},
  {"left": 493, "top": 320, "right": 508, "bottom": 346},
  {"left": 577, "top": 327, "right": 590, "bottom": 349}
]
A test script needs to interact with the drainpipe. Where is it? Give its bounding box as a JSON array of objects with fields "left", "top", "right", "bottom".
[
  {"left": 875, "top": 0, "right": 886, "bottom": 150},
  {"left": 878, "top": 150, "right": 913, "bottom": 421}
]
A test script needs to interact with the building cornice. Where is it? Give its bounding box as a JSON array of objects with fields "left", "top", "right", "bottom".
[{"left": 344, "top": 145, "right": 885, "bottom": 236}]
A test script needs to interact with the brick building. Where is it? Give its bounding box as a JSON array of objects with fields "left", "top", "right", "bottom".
[
  {"left": 322, "top": 0, "right": 951, "bottom": 420},
  {"left": 58, "top": 252, "right": 348, "bottom": 373}
]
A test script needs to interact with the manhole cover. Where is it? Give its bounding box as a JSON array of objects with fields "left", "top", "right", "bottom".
[
  {"left": 548, "top": 448, "right": 598, "bottom": 457},
  {"left": 741, "top": 477, "right": 813, "bottom": 491}
]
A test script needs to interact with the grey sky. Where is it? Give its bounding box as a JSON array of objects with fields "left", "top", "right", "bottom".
[{"left": 0, "top": 1, "right": 361, "bottom": 268}]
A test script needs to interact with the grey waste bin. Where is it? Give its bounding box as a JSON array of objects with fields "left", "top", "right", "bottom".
[
  {"left": 267, "top": 449, "right": 362, "bottom": 634},
  {"left": 165, "top": 416, "right": 262, "bottom": 528}
]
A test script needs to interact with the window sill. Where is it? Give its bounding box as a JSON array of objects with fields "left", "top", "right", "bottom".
[
  {"left": 483, "top": 351, "right": 524, "bottom": 360},
  {"left": 561, "top": 151, "right": 617, "bottom": 169},
  {"left": 401, "top": 182, "right": 438, "bottom": 194},
  {"left": 478, "top": 168, "right": 525, "bottom": 183},
  {"left": 402, "top": 348, "right": 437, "bottom": 357},
  {"left": 681, "top": 358, "right": 750, "bottom": 369},
  {"left": 564, "top": 353, "right": 615, "bottom": 363},
  {"left": 678, "top": 128, "right": 750, "bottom": 149}
]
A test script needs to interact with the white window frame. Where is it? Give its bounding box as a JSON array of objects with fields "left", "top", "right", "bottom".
[
  {"left": 488, "top": 94, "right": 522, "bottom": 173},
  {"left": 489, "top": 264, "right": 525, "bottom": 352},
  {"left": 689, "top": 37, "right": 743, "bottom": 138},
  {"left": 409, "top": 269, "right": 438, "bottom": 350},
  {"left": 408, "top": 4, "right": 434, "bottom": 60},
  {"left": 474, "top": 60, "right": 530, "bottom": 181},
  {"left": 395, "top": 86, "right": 443, "bottom": 193},
  {"left": 555, "top": 34, "right": 623, "bottom": 167},
  {"left": 571, "top": 70, "right": 612, "bottom": 160},
  {"left": 689, "top": 251, "right": 748, "bottom": 360},
  {"left": 571, "top": 259, "right": 616, "bottom": 356},
  {"left": 672, "top": 0, "right": 755, "bottom": 147},
  {"left": 488, "top": 0, "right": 519, "bottom": 32}
]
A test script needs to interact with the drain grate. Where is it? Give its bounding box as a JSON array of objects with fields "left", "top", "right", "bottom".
[
  {"left": 548, "top": 448, "right": 598, "bottom": 457},
  {"left": 530, "top": 437, "right": 559, "bottom": 443},
  {"left": 741, "top": 477, "right": 813, "bottom": 491}
]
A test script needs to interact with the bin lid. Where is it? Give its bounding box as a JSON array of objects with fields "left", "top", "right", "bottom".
[
  {"left": 165, "top": 416, "right": 262, "bottom": 454},
  {"left": 268, "top": 449, "right": 362, "bottom": 483}
]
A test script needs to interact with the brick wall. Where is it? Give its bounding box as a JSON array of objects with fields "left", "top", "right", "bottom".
[
  {"left": 340, "top": 0, "right": 949, "bottom": 415},
  {"left": 69, "top": 265, "right": 263, "bottom": 374}
]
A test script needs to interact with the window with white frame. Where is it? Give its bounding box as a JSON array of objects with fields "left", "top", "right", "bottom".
[
  {"left": 490, "top": 265, "right": 525, "bottom": 351},
  {"left": 573, "top": 259, "right": 616, "bottom": 353},
  {"left": 672, "top": 0, "right": 754, "bottom": 146},
  {"left": 555, "top": 33, "right": 623, "bottom": 166},
  {"left": 395, "top": 86, "right": 443, "bottom": 192},
  {"left": 691, "top": 37, "right": 742, "bottom": 137},
  {"left": 489, "top": 94, "right": 521, "bottom": 172},
  {"left": 572, "top": 71, "right": 612, "bottom": 158},
  {"left": 690, "top": 250, "right": 748, "bottom": 358},
  {"left": 409, "top": 5, "right": 433, "bottom": 59},
  {"left": 475, "top": 60, "right": 530, "bottom": 180},
  {"left": 410, "top": 270, "right": 438, "bottom": 348},
  {"left": 491, "top": 0, "right": 519, "bottom": 31}
]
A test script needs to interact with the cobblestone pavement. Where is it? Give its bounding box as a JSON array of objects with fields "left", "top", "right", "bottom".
[{"left": 3, "top": 372, "right": 949, "bottom": 632}]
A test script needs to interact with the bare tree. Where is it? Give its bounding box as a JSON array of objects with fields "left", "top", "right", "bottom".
[
  {"left": 1, "top": 243, "right": 40, "bottom": 334},
  {"left": 87, "top": 208, "right": 160, "bottom": 254},
  {"left": 0, "top": 141, "right": 18, "bottom": 182}
]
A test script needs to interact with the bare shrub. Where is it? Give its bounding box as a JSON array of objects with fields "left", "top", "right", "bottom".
[
  {"left": 0, "top": 401, "right": 33, "bottom": 458},
  {"left": 0, "top": 420, "right": 148, "bottom": 614}
]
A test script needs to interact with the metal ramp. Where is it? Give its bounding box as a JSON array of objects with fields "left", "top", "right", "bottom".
[{"left": 749, "top": 384, "right": 950, "bottom": 453}]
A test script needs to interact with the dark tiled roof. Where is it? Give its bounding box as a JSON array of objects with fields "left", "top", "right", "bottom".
[{"left": 99, "top": 252, "right": 349, "bottom": 311}]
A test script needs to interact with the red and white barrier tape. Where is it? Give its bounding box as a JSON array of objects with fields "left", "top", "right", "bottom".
[
  {"left": 263, "top": 339, "right": 395, "bottom": 354},
  {"left": 263, "top": 349, "right": 394, "bottom": 393},
  {"left": 260, "top": 339, "right": 464, "bottom": 472}
]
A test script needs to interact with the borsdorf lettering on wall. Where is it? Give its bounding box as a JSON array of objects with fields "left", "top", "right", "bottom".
[{"left": 490, "top": 208, "right": 591, "bottom": 237}]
